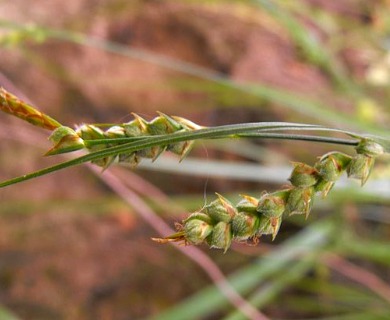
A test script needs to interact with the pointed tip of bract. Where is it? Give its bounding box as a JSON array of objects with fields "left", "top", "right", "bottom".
[
  {"left": 152, "top": 146, "right": 167, "bottom": 162},
  {"left": 131, "top": 112, "right": 148, "bottom": 131},
  {"left": 271, "top": 217, "right": 281, "bottom": 240},
  {"left": 240, "top": 194, "right": 259, "bottom": 206},
  {"left": 171, "top": 116, "right": 204, "bottom": 130},
  {"left": 156, "top": 112, "right": 180, "bottom": 128},
  {"left": 151, "top": 231, "right": 187, "bottom": 244},
  {"left": 45, "top": 135, "right": 85, "bottom": 156},
  {"left": 215, "top": 192, "right": 235, "bottom": 213},
  {"left": 178, "top": 141, "right": 194, "bottom": 162}
]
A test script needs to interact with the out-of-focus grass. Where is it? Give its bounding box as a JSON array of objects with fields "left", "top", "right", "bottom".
[
  {"left": 0, "top": 307, "right": 20, "bottom": 320},
  {"left": 1, "top": 20, "right": 389, "bottom": 135}
]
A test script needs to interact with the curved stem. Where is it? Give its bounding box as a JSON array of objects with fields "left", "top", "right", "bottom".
[
  {"left": 0, "top": 122, "right": 360, "bottom": 188},
  {"left": 236, "top": 133, "right": 358, "bottom": 146}
]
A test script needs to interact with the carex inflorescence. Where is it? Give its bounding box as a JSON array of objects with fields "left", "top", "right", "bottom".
[
  {"left": 0, "top": 86, "right": 201, "bottom": 169},
  {"left": 0, "top": 87, "right": 386, "bottom": 251},
  {"left": 47, "top": 112, "right": 201, "bottom": 168},
  {"left": 154, "top": 139, "right": 384, "bottom": 252}
]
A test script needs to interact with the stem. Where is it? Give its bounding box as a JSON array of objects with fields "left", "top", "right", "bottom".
[
  {"left": 0, "top": 123, "right": 359, "bottom": 188},
  {"left": 85, "top": 132, "right": 358, "bottom": 147},
  {"left": 236, "top": 133, "right": 358, "bottom": 146}
]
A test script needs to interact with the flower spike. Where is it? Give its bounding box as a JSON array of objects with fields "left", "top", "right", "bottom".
[
  {"left": 155, "top": 137, "right": 384, "bottom": 251},
  {"left": 0, "top": 87, "right": 62, "bottom": 130}
]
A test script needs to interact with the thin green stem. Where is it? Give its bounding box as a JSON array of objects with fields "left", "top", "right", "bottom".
[
  {"left": 84, "top": 126, "right": 358, "bottom": 147},
  {"left": 0, "top": 122, "right": 362, "bottom": 188},
  {"left": 236, "top": 133, "right": 358, "bottom": 146},
  {"left": 83, "top": 136, "right": 149, "bottom": 147}
]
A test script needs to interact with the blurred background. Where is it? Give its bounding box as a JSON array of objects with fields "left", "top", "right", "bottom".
[{"left": 0, "top": 0, "right": 390, "bottom": 319}]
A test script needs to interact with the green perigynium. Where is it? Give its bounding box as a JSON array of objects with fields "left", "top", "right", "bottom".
[
  {"left": 231, "top": 211, "right": 260, "bottom": 241},
  {"left": 204, "top": 194, "right": 236, "bottom": 224},
  {"left": 156, "top": 138, "right": 385, "bottom": 251},
  {"left": 314, "top": 152, "right": 351, "bottom": 197},
  {"left": 232, "top": 196, "right": 260, "bottom": 240},
  {"left": 207, "top": 221, "right": 232, "bottom": 252},
  {"left": 47, "top": 126, "right": 85, "bottom": 154},
  {"left": 289, "top": 162, "right": 318, "bottom": 188},
  {"left": 355, "top": 138, "right": 385, "bottom": 157},
  {"left": 285, "top": 186, "right": 315, "bottom": 218},
  {"left": 347, "top": 139, "right": 384, "bottom": 186},
  {"left": 257, "top": 190, "right": 289, "bottom": 217},
  {"left": 184, "top": 217, "right": 213, "bottom": 245}
]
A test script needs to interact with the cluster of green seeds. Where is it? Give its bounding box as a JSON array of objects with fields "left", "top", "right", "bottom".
[
  {"left": 154, "top": 139, "right": 384, "bottom": 251},
  {"left": 47, "top": 112, "right": 202, "bottom": 168}
]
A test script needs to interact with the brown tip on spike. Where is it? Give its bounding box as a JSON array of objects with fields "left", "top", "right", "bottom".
[
  {"left": 151, "top": 237, "right": 179, "bottom": 244},
  {"left": 151, "top": 231, "right": 187, "bottom": 245}
]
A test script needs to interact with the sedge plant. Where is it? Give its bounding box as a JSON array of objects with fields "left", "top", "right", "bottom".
[{"left": 0, "top": 87, "right": 389, "bottom": 252}]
